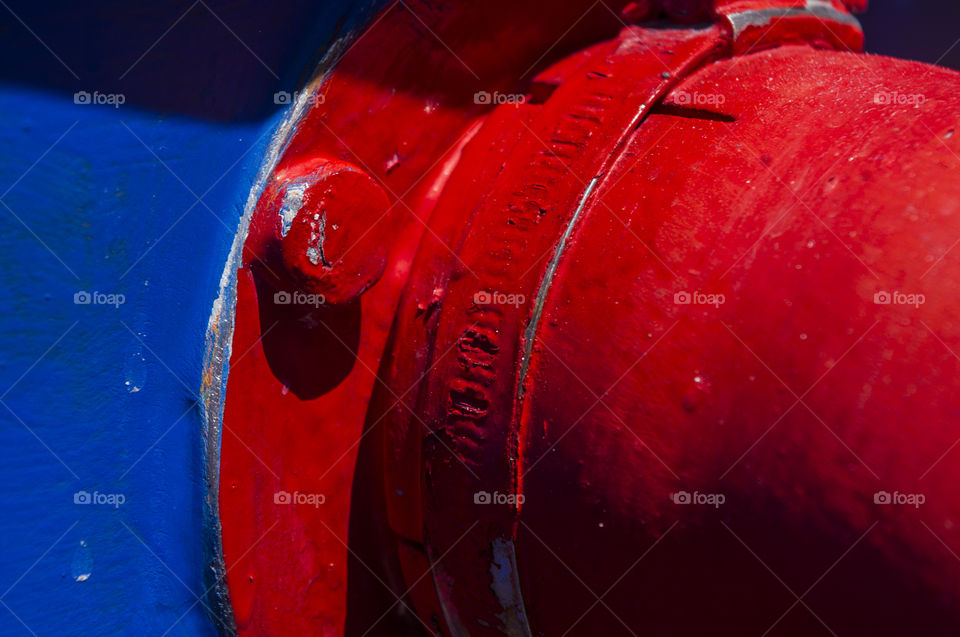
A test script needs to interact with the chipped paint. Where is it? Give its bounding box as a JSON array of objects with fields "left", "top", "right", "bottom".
[
  {"left": 489, "top": 538, "right": 532, "bottom": 637},
  {"left": 516, "top": 177, "right": 598, "bottom": 403},
  {"left": 304, "top": 211, "right": 329, "bottom": 266},
  {"left": 199, "top": 36, "right": 355, "bottom": 636},
  {"left": 725, "top": 0, "right": 861, "bottom": 41},
  {"left": 279, "top": 182, "right": 306, "bottom": 237}
]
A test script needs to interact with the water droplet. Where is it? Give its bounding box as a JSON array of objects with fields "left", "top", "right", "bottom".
[
  {"left": 682, "top": 374, "right": 711, "bottom": 412},
  {"left": 71, "top": 540, "right": 92, "bottom": 582},
  {"left": 124, "top": 348, "right": 147, "bottom": 393}
]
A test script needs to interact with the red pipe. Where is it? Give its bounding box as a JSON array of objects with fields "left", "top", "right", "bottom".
[{"left": 219, "top": 1, "right": 960, "bottom": 634}]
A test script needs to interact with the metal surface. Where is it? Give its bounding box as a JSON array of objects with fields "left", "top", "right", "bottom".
[
  {"left": 724, "top": 0, "right": 861, "bottom": 40},
  {"left": 215, "top": 0, "right": 960, "bottom": 635}
]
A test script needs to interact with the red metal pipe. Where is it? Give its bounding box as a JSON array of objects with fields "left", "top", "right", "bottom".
[{"left": 218, "top": 1, "right": 960, "bottom": 634}]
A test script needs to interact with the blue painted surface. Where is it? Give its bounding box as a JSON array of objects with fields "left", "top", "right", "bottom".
[
  {"left": 0, "top": 84, "right": 275, "bottom": 637},
  {"left": 0, "top": 1, "right": 952, "bottom": 635},
  {"left": 0, "top": 1, "right": 377, "bottom": 635}
]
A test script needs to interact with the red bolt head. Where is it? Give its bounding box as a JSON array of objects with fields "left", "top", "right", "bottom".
[{"left": 259, "top": 158, "right": 393, "bottom": 305}]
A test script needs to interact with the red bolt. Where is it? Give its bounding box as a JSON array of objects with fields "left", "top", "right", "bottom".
[{"left": 262, "top": 158, "right": 393, "bottom": 305}]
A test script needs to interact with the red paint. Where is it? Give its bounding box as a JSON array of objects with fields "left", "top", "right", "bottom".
[
  {"left": 509, "top": 46, "right": 960, "bottom": 635},
  {"left": 221, "top": 0, "right": 960, "bottom": 635},
  {"left": 380, "top": 25, "right": 729, "bottom": 636},
  {"left": 219, "top": 1, "right": 631, "bottom": 634}
]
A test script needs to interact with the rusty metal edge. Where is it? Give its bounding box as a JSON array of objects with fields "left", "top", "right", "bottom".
[{"left": 198, "top": 31, "right": 361, "bottom": 637}]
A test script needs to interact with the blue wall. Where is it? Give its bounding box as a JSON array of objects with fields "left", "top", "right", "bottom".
[
  {"left": 0, "top": 1, "right": 374, "bottom": 635},
  {"left": 0, "top": 90, "right": 275, "bottom": 636}
]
